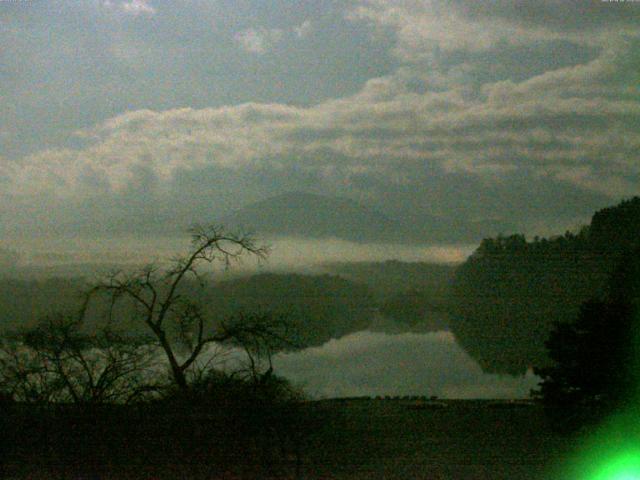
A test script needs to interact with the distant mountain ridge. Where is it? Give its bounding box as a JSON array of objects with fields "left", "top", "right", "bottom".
[
  {"left": 222, "top": 192, "right": 397, "bottom": 243},
  {"left": 221, "top": 192, "right": 512, "bottom": 244}
]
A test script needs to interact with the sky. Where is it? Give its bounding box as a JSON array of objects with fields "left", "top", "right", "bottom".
[{"left": 1, "top": 0, "right": 640, "bottom": 240}]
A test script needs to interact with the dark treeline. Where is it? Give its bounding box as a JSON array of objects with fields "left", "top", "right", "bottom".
[
  {"left": 203, "top": 273, "right": 374, "bottom": 347},
  {"left": 0, "top": 277, "right": 85, "bottom": 331},
  {"left": 451, "top": 197, "right": 640, "bottom": 375},
  {"left": 324, "top": 260, "right": 456, "bottom": 329},
  {"left": 0, "top": 273, "right": 374, "bottom": 347},
  {"left": 533, "top": 238, "right": 640, "bottom": 430},
  {"left": 0, "top": 262, "right": 456, "bottom": 346}
]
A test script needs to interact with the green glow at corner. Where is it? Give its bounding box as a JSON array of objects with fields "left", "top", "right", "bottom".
[
  {"left": 560, "top": 407, "right": 640, "bottom": 480},
  {"left": 590, "top": 450, "right": 640, "bottom": 480}
]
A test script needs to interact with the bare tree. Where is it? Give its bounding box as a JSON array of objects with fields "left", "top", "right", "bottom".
[
  {"left": 0, "top": 314, "right": 158, "bottom": 404},
  {"left": 82, "top": 225, "right": 291, "bottom": 392}
]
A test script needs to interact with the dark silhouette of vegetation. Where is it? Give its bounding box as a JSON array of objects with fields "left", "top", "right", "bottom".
[
  {"left": 0, "top": 226, "right": 311, "bottom": 478},
  {"left": 533, "top": 245, "right": 640, "bottom": 431},
  {"left": 0, "top": 272, "right": 378, "bottom": 351},
  {"left": 0, "top": 371, "right": 309, "bottom": 478},
  {"left": 325, "top": 260, "right": 456, "bottom": 298},
  {"left": 205, "top": 272, "right": 374, "bottom": 347},
  {"left": 0, "top": 314, "right": 157, "bottom": 404},
  {"left": 326, "top": 260, "right": 455, "bottom": 330},
  {"left": 379, "top": 289, "right": 450, "bottom": 329},
  {"left": 451, "top": 197, "right": 640, "bottom": 374},
  {"left": 81, "top": 225, "right": 296, "bottom": 392},
  {"left": 0, "top": 277, "right": 87, "bottom": 331},
  {"left": 533, "top": 299, "right": 637, "bottom": 431},
  {"left": 0, "top": 259, "right": 458, "bottom": 348}
]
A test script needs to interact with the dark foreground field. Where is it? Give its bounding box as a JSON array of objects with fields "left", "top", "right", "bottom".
[
  {"left": 303, "top": 399, "right": 576, "bottom": 480},
  {"left": 1, "top": 399, "right": 577, "bottom": 479}
]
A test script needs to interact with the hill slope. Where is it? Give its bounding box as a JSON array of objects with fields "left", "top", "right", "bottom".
[
  {"left": 450, "top": 197, "right": 640, "bottom": 374},
  {"left": 222, "top": 192, "right": 399, "bottom": 243},
  {"left": 222, "top": 191, "right": 512, "bottom": 244}
]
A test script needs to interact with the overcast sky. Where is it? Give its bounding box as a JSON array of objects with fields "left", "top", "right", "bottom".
[{"left": 2, "top": 0, "right": 639, "bottom": 239}]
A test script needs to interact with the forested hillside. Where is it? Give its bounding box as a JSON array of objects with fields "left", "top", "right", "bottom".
[
  {"left": 203, "top": 273, "right": 375, "bottom": 347},
  {"left": 0, "top": 272, "right": 376, "bottom": 349},
  {"left": 451, "top": 197, "right": 640, "bottom": 374},
  {"left": 0, "top": 278, "right": 85, "bottom": 331},
  {"left": 325, "top": 260, "right": 455, "bottom": 329}
]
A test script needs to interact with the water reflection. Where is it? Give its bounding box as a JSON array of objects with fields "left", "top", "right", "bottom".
[{"left": 274, "top": 330, "right": 539, "bottom": 399}]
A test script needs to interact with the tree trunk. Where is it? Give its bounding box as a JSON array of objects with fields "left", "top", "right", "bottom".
[{"left": 156, "top": 330, "right": 188, "bottom": 391}]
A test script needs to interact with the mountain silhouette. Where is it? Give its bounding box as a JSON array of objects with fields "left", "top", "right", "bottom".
[
  {"left": 222, "top": 192, "right": 397, "bottom": 242},
  {"left": 222, "top": 191, "right": 511, "bottom": 244}
]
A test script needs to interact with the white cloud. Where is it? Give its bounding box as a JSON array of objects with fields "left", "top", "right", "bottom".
[
  {"left": 235, "top": 27, "right": 284, "bottom": 54},
  {"left": 122, "top": 0, "right": 155, "bottom": 15},
  {"left": 293, "top": 20, "right": 313, "bottom": 38},
  {"left": 349, "top": 0, "right": 640, "bottom": 56},
  {"left": 103, "top": 0, "right": 156, "bottom": 16},
  {"left": 2, "top": 3, "right": 639, "bottom": 236},
  {"left": 5, "top": 38, "right": 640, "bottom": 206}
]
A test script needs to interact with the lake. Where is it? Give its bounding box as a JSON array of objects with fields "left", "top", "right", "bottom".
[{"left": 274, "top": 330, "right": 539, "bottom": 399}]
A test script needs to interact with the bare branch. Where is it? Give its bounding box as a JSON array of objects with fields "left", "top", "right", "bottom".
[{"left": 39, "top": 225, "right": 286, "bottom": 395}]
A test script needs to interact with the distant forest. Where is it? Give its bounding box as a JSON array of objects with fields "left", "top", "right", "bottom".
[
  {"left": 0, "top": 263, "right": 453, "bottom": 349},
  {"left": 450, "top": 197, "right": 640, "bottom": 374}
]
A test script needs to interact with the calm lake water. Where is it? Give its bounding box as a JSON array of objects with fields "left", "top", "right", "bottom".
[{"left": 274, "top": 330, "right": 539, "bottom": 399}]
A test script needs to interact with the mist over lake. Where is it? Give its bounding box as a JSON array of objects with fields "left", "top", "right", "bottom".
[{"left": 0, "top": 234, "right": 473, "bottom": 275}]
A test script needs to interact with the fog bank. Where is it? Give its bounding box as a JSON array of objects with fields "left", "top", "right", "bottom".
[{"left": 0, "top": 235, "right": 472, "bottom": 277}]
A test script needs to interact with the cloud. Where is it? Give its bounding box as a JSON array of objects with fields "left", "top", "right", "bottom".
[
  {"left": 122, "top": 0, "right": 155, "bottom": 15},
  {"left": 235, "top": 27, "right": 284, "bottom": 54},
  {"left": 103, "top": 0, "right": 156, "bottom": 16},
  {"left": 293, "top": 20, "right": 313, "bottom": 38},
  {"left": 349, "top": 0, "right": 640, "bottom": 56},
  {"left": 1, "top": 0, "right": 638, "bottom": 237},
  {"left": 3, "top": 35, "right": 639, "bottom": 236}
]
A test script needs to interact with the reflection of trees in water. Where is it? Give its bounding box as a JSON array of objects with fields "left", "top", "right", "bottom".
[{"left": 274, "top": 330, "right": 539, "bottom": 399}]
